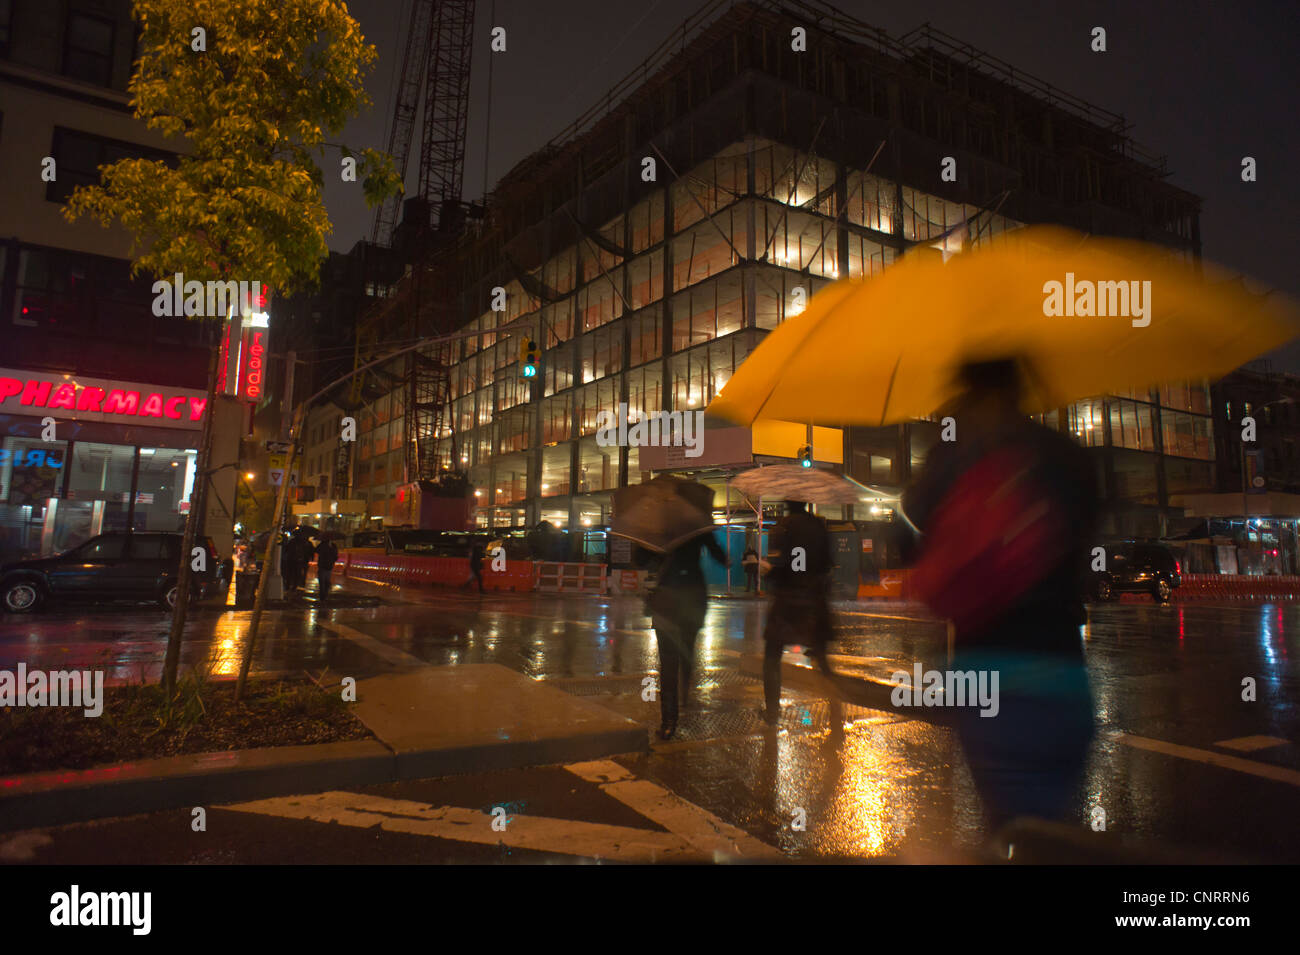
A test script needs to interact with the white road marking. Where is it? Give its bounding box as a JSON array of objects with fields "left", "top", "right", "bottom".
[
  {"left": 314, "top": 619, "right": 426, "bottom": 667},
  {"left": 1116, "top": 733, "right": 1300, "bottom": 787},
  {"left": 564, "top": 759, "right": 782, "bottom": 860},
  {"left": 221, "top": 790, "right": 699, "bottom": 861},
  {"left": 1213, "top": 735, "right": 1289, "bottom": 752},
  {"left": 223, "top": 759, "right": 783, "bottom": 862}
]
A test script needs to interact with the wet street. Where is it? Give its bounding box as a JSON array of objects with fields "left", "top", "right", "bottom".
[{"left": 2, "top": 584, "right": 1298, "bottom": 863}]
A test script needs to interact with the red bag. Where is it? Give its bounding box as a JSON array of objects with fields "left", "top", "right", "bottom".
[{"left": 910, "top": 445, "right": 1068, "bottom": 634}]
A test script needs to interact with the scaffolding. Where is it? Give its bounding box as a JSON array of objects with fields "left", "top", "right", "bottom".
[{"left": 346, "top": 0, "right": 1203, "bottom": 527}]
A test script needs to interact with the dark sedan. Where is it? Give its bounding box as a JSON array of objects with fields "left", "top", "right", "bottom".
[{"left": 0, "top": 532, "right": 225, "bottom": 614}]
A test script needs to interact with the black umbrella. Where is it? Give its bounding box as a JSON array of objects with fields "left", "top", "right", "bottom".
[
  {"left": 611, "top": 474, "right": 716, "bottom": 554},
  {"left": 250, "top": 529, "right": 280, "bottom": 550}
]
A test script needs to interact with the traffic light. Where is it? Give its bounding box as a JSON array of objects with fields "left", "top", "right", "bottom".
[
  {"left": 521, "top": 339, "right": 538, "bottom": 378},
  {"left": 798, "top": 443, "right": 813, "bottom": 468}
]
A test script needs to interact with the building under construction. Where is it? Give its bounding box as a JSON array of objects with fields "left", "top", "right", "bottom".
[{"left": 344, "top": 0, "right": 1205, "bottom": 557}]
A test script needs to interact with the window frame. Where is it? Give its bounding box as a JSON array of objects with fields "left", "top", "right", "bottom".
[
  {"left": 62, "top": 10, "right": 117, "bottom": 87},
  {"left": 46, "top": 126, "right": 177, "bottom": 204}
]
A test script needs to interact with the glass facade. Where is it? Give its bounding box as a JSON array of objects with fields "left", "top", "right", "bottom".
[
  {"left": 0, "top": 427, "right": 197, "bottom": 565},
  {"left": 354, "top": 134, "right": 1208, "bottom": 539},
  {"left": 354, "top": 137, "right": 999, "bottom": 532}
]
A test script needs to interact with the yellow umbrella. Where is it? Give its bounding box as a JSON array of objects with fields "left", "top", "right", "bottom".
[{"left": 708, "top": 226, "right": 1300, "bottom": 427}]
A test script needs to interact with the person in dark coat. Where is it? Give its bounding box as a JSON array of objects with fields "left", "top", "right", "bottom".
[
  {"left": 291, "top": 527, "right": 315, "bottom": 590},
  {"left": 315, "top": 536, "right": 339, "bottom": 599},
  {"left": 901, "top": 358, "right": 1099, "bottom": 833},
  {"left": 742, "top": 544, "right": 760, "bottom": 592},
  {"left": 279, "top": 528, "right": 299, "bottom": 594},
  {"left": 640, "top": 533, "right": 729, "bottom": 740},
  {"left": 468, "top": 541, "right": 485, "bottom": 593},
  {"left": 761, "top": 500, "right": 836, "bottom": 725}
]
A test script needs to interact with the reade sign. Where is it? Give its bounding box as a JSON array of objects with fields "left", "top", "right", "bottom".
[{"left": 0, "top": 369, "right": 207, "bottom": 429}]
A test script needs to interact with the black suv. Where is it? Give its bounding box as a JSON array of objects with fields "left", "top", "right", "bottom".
[
  {"left": 0, "top": 532, "right": 225, "bottom": 614},
  {"left": 1088, "top": 541, "right": 1182, "bottom": 602}
]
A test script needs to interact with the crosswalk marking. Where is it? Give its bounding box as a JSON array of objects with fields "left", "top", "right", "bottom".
[
  {"left": 221, "top": 759, "right": 783, "bottom": 862},
  {"left": 222, "top": 790, "right": 699, "bottom": 861},
  {"left": 1214, "top": 735, "right": 1289, "bottom": 752},
  {"left": 564, "top": 760, "right": 782, "bottom": 860},
  {"left": 314, "top": 619, "right": 426, "bottom": 667},
  {"left": 1116, "top": 733, "right": 1300, "bottom": 787}
]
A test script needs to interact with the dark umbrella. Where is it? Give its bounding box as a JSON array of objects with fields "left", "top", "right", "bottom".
[
  {"left": 250, "top": 529, "right": 279, "bottom": 550},
  {"left": 611, "top": 474, "right": 716, "bottom": 554}
]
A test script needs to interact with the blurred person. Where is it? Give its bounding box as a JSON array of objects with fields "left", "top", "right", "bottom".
[
  {"left": 279, "top": 528, "right": 299, "bottom": 594},
  {"left": 468, "top": 540, "right": 485, "bottom": 593},
  {"left": 742, "top": 542, "right": 760, "bottom": 592},
  {"left": 315, "top": 535, "right": 339, "bottom": 600},
  {"left": 761, "top": 500, "right": 836, "bottom": 726},
  {"left": 290, "top": 527, "right": 315, "bottom": 591},
  {"left": 639, "top": 534, "right": 729, "bottom": 740},
  {"left": 902, "top": 357, "right": 1098, "bottom": 833}
]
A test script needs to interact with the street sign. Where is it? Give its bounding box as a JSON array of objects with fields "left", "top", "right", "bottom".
[
  {"left": 266, "top": 441, "right": 291, "bottom": 453},
  {"left": 269, "top": 469, "right": 299, "bottom": 488}
]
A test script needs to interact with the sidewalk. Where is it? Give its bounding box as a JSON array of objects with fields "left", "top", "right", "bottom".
[{"left": 0, "top": 663, "right": 646, "bottom": 833}]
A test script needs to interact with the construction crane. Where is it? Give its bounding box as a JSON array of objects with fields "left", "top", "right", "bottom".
[
  {"left": 349, "top": 0, "right": 477, "bottom": 500},
  {"left": 371, "top": 0, "right": 477, "bottom": 247}
]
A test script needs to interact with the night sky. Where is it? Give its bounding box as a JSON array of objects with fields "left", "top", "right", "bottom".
[{"left": 321, "top": 0, "right": 1299, "bottom": 365}]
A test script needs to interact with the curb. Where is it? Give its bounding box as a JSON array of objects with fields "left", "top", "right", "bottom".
[
  {"left": 0, "top": 739, "right": 394, "bottom": 833},
  {"left": 0, "top": 730, "right": 648, "bottom": 834}
]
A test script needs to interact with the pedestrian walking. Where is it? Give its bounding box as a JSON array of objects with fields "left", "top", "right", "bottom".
[
  {"left": 315, "top": 536, "right": 339, "bottom": 599},
  {"left": 742, "top": 543, "right": 759, "bottom": 592},
  {"left": 760, "top": 500, "right": 836, "bottom": 725},
  {"left": 468, "top": 540, "right": 485, "bottom": 593},
  {"left": 640, "top": 534, "right": 729, "bottom": 740},
  {"left": 902, "top": 358, "right": 1099, "bottom": 833},
  {"left": 279, "top": 528, "right": 299, "bottom": 594},
  {"left": 291, "top": 527, "right": 315, "bottom": 590}
]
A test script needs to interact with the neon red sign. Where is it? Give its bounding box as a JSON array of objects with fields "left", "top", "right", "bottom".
[
  {"left": 238, "top": 328, "right": 265, "bottom": 402},
  {"left": 0, "top": 371, "right": 206, "bottom": 428}
]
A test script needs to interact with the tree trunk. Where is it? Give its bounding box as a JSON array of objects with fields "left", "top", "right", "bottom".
[
  {"left": 162, "top": 338, "right": 221, "bottom": 695},
  {"left": 235, "top": 409, "right": 301, "bottom": 702}
]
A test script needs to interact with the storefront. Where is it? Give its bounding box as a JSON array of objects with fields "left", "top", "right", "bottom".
[{"left": 0, "top": 368, "right": 209, "bottom": 566}]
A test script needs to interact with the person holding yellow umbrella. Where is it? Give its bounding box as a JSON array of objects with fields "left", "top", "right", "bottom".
[
  {"left": 708, "top": 225, "right": 1300, "bottom": 835},
  {"left": 902, "top": 356, "right": 1100, "bottom": 830}
]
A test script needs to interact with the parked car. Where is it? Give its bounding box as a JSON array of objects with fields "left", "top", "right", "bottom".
[
  {"left": 1088, "top": 540, "right": 1182, "bottom": 602},
  {"left": 0, "top": 532, "right": 225, "bottom": 614}
]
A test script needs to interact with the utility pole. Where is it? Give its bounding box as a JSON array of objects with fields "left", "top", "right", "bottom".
[{"left": 282, "top": 350, "right": 298, "bottom": 442}]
